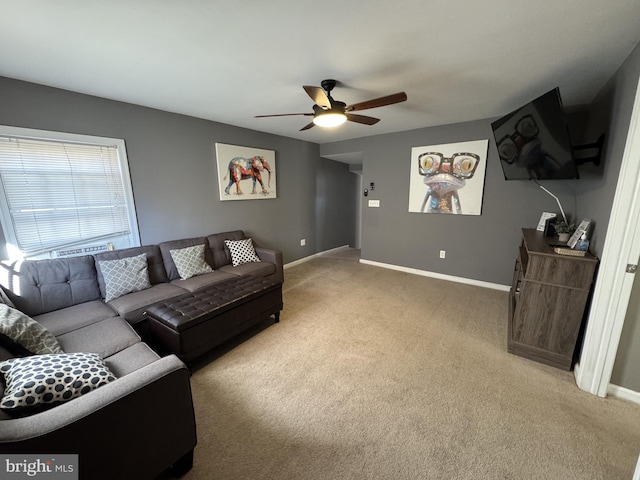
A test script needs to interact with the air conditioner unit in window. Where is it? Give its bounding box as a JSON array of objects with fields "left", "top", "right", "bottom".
[{"left": 54, "top": 243, "right": 112, "bottom": 258}]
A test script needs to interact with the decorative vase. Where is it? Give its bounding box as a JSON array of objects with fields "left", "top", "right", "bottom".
[{"left": 558, "top": 233, "right": 570, "bottom": 242}]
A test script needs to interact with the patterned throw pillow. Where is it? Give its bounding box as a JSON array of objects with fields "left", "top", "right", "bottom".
[
  {"left": 0, "top": 352, "right": 116, "bottom": 411},
  {"left": 225, "top": 238, "right": 262, "bottom": 267},
  {"left": 0, "top": 304, "right": 63, "bottom": 355},
  {"left": 99, "top": 253, "right": 151, "bottom": 302},
  {"left": 170, "top": 244, "right": 213, "bottom": 280}
]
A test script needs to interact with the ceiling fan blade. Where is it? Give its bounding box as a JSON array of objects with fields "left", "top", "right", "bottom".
[
  {"left": 255, "top": 113, "right": 313, "bottom": 118},
  {"left": 346, "top": 92, "right": 407, "bottom": 112},
  {"left": 303, "top": 86, "right": 331, "bottom": 109},
  {"left": 300, "top": 122, "right": 316, "bottom": 131},
  {"left": 346, "top": 113, "right": 380, "bottom": 125}
]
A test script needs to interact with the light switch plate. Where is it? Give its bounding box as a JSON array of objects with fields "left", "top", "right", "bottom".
[{"left": 368, "top": 200, "right": 380, "bottom": 207}]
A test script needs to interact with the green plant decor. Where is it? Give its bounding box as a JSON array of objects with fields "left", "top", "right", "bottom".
[{"left": 554, "top": 221, "right": 575, "bottom": 235}]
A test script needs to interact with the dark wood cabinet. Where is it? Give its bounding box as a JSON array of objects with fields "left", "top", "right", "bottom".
[{"left": 508, "top": 229, "right": 599, "bottom": 370}]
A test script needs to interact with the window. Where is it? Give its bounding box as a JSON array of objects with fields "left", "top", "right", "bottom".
[{"left": 0, "top": 126, "right": 140, "bottom": 259}]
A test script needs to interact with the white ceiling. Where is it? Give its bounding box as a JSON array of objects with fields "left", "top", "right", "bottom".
[{"left": 1, "top": 1, "right": 639, "bottom": 145}]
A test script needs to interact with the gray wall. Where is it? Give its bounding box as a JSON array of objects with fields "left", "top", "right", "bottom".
[
  {"left": 321, "top": 119, "right": 585, "bottom": 286},
  {"left": 0, "top": 76, "right": 356, "bottom": 263},
  {"left": 614, "top": 273, "right": 640, "bottom": 391},
  {"left": 575, "top": 41, "right": 640, "bottom": 257}
]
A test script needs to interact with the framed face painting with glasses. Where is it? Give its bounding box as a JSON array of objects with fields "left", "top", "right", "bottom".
[{"left": 408, "top": 139, "right": 489, "bottom": 215}]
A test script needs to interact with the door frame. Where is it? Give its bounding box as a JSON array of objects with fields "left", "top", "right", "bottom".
[{"left": 575, "top": 77, "right": 640, "bottom": 397}]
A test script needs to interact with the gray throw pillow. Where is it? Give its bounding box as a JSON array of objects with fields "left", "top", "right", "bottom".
[
  {"left": 0, "top": 304, "right": 63, "bottom": 355},
  {"left": 225, "top": 238, "right": 262, "bottom": 267},
  {"left": 99, "top": 253, "right": 151, "bottom": 302},
  {"left": 0, "top": 352, "right": 116, "bottom": 411},
  {"left": 169, "top": 244, "right": 213, "bottom": 280}
]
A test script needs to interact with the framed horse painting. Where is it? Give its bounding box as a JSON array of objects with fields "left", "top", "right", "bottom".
[{"left": 215, "top": 143, "right": 276, "bottom": 201}]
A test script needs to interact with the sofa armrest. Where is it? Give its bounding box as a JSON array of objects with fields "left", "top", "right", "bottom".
[
  {"left": 0, "top": 354, "right": 196, "bottom": 479},
  {"left": 255, "top": 247, "right": 284, "bottom": 284}
]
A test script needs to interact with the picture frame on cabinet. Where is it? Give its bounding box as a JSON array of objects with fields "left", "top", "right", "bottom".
[{"left": 568, "top": 219, "right": 591, "bottom": 249}]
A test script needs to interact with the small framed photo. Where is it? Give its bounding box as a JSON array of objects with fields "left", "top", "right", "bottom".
[
  {"left": 537, "top": 212, "right": 557, "bottom": 232},
  {"left": 568, "top": 219, "right": 591, "bottom": 249}
]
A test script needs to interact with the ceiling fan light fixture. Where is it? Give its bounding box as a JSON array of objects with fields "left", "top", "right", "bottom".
[
  {"left": 255, "top": 79, "right": 406, "bottom": 131},
  {"left": 313, "top": 111, "right": 347, "bottom": 128}
]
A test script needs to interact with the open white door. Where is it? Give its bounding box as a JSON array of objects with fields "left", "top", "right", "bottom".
[{"left": 575, "top": 77, "right": 640, "bottom": 397}]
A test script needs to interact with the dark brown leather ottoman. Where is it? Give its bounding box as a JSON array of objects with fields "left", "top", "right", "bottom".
[{"left": 145, "top": 276, "right": 282, "bottom": 363}]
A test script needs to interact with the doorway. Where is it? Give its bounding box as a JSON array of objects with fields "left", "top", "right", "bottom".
[{"left": 575, "top": 76, "right": 640, "bottom": 397}]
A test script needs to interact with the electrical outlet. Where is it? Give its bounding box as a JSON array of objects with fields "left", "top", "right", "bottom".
[
  {"left": 439, "top": 250, "right": 446, "bottom": 259},
  {"left": 300, "top": 239, "right": 306, "bottom": 246}
]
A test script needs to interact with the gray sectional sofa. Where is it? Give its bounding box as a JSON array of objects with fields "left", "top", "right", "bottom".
[{"left": 0, "top": 230, "right": 283, "bottom": 479}]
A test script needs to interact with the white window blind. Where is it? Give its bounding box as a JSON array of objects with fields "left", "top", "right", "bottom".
[{"left": 0, "top": 135, "right": 133, "bottom": 256}]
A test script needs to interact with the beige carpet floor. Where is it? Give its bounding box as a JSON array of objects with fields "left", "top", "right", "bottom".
[{"left": 180, "top": 248, "right": 640, "bottom": 479}]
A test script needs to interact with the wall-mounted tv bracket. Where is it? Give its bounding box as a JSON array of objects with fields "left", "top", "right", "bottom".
[{"left": 572, "top": 133, "right": 605, "bottom": 166}]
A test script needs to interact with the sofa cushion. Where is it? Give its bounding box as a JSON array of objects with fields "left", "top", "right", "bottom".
[
  {"left": 218, "top": 261, "right": 276, "bottom": 279},
  {"left": 159, "top": 237, "right": 213, "bottom": 281},
  {"left": 0, "top": 352, "right": 116, "bottom": 412},
  {"left": 0, "top": 345, "right": 12, "bottom": 362},
  {"left": 170, "top": 244, "right": 213, "bottom": 280},
  {"left": 0, "top": 287, "right": 15, "bottom": 307},
  {"left": 169, "top": 271, "right": 237, "bottom": 292},
  {"left": 104, "top": 342, "right": 160, "bottom": 377},
  {"left": 0, "top": 346, "right": 9, "bottom": 416},
  {"left": 207, "top": 230, "right": 245, "bottom": 269},
  {"left": 225, "top": 238, "right": 262, "bottom": 267},
  {"left": 106, "top": 283, "right": 188, "bottom": 324},
  {"left": 95, "top": 245, "right": 169, "bottom": 297},
  {"left": 0, "top": 304, "right": 63, "bottom": 356},
  {"left": 0, "top": 256, "right": 101, "bottom": 317},
  {"left": 98, "top": 253, "right": 152, "bottom": 302},
  {"left": 34, "top": 300, "right": 119, "bottom": 337},
  {"left": 0, "top": 334, "right": 31, "bottom": 357},
  {"left": 56, "top": 317, "right": 140, "bottom": 359}
]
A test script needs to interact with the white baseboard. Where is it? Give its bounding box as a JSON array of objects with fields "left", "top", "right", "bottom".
[
  {"left": 359, "top": 258, "right": 511, "bottom": 291},
  {"left": 607, "top": 384, "right": 640, "bottom": 405},
  {"left": 285, "top": 249, "right": 511, "bottom": 291},
  {"left": 284, "top": 245, "right": 350, "bottom": 269}
]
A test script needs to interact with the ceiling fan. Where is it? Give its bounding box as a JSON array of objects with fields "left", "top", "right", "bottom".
[{"left": 255, "top": 79, "right": 407, "bottom": 131}]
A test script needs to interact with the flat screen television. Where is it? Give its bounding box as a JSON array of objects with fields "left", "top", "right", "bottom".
[{"left": 491, "top": 88, "right": 579, "bottom": 180}]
